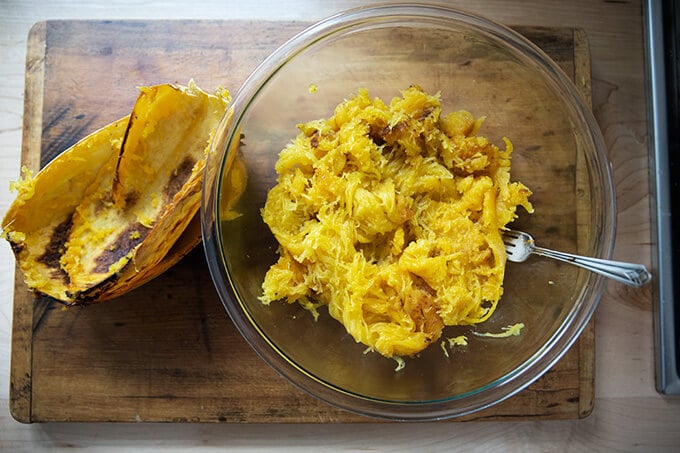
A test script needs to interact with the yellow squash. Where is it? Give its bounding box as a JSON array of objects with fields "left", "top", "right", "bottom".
[
  {"left": 260, "top": 86, "right": 533, "bottom": 359},
  {"left": 2, "top": 81, "right": 244, "bottom": 304}
]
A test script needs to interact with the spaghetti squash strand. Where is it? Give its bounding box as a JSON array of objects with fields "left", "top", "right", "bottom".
[{"left": 260, "top": 86, "right": 532, "bottom": 359}]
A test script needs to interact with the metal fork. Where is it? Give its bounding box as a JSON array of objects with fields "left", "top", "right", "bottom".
[{"left": 502, "top": 229, "right": 652, "bottom": 288}]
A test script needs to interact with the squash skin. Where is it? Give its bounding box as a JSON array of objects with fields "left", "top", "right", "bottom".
[{"left": 2, "top": 82, "right": 242, "bottom": 305}]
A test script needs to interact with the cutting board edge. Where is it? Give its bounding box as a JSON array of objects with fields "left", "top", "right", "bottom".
[{"left": 9, "top": 20, "right": 49, "bottom": 424}]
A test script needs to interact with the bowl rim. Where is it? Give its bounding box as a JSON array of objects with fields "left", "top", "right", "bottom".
[{"left": 201, "top": 2, "right": 616, "bottom": 421}]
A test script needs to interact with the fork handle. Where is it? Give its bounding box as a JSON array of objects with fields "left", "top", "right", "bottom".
[{"left": 532, "top": 247, "right": 652, "bottom": 288}]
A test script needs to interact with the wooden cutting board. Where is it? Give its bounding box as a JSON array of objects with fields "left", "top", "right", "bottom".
[{"left": 10, "top": 20, "right": 594, "bottom": 423}]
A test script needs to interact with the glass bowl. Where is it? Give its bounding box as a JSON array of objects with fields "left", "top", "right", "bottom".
[{"left": 201, "top": 3, "right": 615, "bottom": 420}]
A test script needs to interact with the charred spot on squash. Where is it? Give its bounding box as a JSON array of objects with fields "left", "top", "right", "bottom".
[
  {"left": 405, "top": 283, "right": 443, "bottom": 338},
  {"left": 380, "top": 121, "right": 408, "bottom": 143},
  {"left": 368, "top": 120, "right": 388, "bottom": 146},
  {"left": 310, "top": 132, "right": 320, "bottom": 148},
  {"left": 124, "top": 191, "right": 140, "bottom": 207},
  {"left": 419, "top": 106, "right": 435, "bottom": 120},
  {"left": 165, "top": 157, "right": 195, "bottom": 201},
  {"left": 93, "top": 222, "right": 149, "bottom": 273},
  {"left": 64, "top": 272, "right": 120, "bottom": 304},
  {"left": 37, "top": 214, "right": 73, "bottom": 283}
]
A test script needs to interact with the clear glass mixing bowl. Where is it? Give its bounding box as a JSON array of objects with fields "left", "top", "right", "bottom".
[{"left": 202, "top": 3, "right": 615, "bottom": 420}]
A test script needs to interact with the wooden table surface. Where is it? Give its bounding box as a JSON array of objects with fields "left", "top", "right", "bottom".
[{"left": 0, "top": 0, "right": 678, "bottom": 451}]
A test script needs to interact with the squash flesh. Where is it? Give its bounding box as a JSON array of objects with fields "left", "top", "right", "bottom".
[
  {"left": 2, "top": 82, "right": 238, "bottom": 304},
  {"left": 260, "top": 86, "right": 533, "bottom": 358}
]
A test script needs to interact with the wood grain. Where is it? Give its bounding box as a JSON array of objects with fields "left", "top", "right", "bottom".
[{"left": 11, "top": 20, "right": 594, "bottom": 423}]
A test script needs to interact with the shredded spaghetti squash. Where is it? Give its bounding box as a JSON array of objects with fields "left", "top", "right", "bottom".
[{"left": 260, "top": 86, "right": 532, "bottom": 358}]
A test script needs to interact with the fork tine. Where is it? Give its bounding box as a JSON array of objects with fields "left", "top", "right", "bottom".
[
  {"left": 501, "top": 229, "right": 519, "bottom": 247},
  {"left": 501, "top": 229, "right": 529, "bottom": 262},
  {"left": 502, "top": 229, "right": 520, "bottom": 238}
]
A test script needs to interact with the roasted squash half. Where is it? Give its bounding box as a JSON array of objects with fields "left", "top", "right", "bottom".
[{"left": 2, "top": 81, "right": 245, "bottom": 304}]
